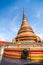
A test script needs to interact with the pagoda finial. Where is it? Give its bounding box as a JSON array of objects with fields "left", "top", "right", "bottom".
[{"left": 23, "top": 9, "right": 26, "bottom": 19}]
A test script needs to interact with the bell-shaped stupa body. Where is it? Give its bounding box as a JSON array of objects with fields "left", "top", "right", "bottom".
[{"left": 13, "top": 11, "right": 41, "bottom": 42}]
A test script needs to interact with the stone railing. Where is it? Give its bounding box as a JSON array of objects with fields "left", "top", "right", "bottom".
[{"left": 4, "top": 42, "right": 43, "bottom": 49}]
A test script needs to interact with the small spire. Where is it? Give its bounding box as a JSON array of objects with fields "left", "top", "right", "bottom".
[{"left": 23, "top": 9, "right": 26, "bottom": 19}]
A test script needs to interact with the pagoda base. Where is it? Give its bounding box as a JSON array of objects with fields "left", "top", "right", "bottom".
[{"left": 3, "top": 44, "right": 43, "bottom": 61}]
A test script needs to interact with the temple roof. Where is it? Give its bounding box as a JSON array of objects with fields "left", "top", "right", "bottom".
[{"left": 0, "top": 41, "right": 10, "bottom": 46}]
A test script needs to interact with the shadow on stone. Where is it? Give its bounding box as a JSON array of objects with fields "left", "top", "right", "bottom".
[{"left": 39, "top": 60, "right": 43, "bottom": 64}]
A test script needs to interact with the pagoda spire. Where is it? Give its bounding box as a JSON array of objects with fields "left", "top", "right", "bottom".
[
  {"left": 21, "top": 10, "right": 30, "bottom": 28},
  {"left": 23, "top": 10, "right": 26, "bottom": 20},
  {"left": 13, "top": 11, "right": 41, "bottom": 42}
]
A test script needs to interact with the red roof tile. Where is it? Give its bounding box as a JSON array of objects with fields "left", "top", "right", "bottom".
[{"left": 0, "top": 41, "right": 11, "bottom": 46}]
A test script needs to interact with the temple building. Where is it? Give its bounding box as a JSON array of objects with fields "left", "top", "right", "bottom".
[
  {"left": 13, "top": 12, "right": 41, "bottom": 42},
  {"left": 0, "top": 12, "right": 43, "bottom": 63}
]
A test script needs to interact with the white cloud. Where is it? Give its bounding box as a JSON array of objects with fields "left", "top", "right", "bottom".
[
  {"left": 0, "top": 6, "right": 20, "bottom": 42},
  {"left": 0, "top": 14, "right": 19, "bottom": 42},
  {"left": 8, "top": 6, "right": 18, "bottom": 18},
  {"left": 36, "top": 10, "right": 41, "bottom": 18},
  {"left": 0, "top": 33, "right": 6, "bottom": 41},
  {"left": 25, "top": 0, "right": 30, "bottom": 3},
  {"left": 32, "top": 21, "right": 43, "bottom": 41}
]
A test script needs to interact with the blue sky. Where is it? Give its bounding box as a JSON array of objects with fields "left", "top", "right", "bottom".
[{"left": 0, "top": 0, "right": 43, "bottom": 42}]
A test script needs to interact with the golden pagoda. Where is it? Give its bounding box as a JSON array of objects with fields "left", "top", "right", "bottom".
[
  {"left": 13, "top": 11, "right": 41, "bottom": 42},
  {"left": 3, "top": 11, "right": 43, "bottom": 61}
]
